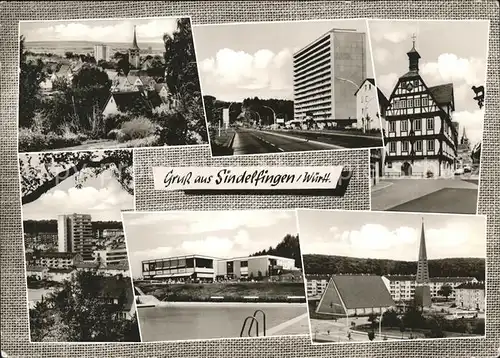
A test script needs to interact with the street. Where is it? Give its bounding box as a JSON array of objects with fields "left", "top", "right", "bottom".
[
  {"left": 371, "top": 178, "right": 479, "bottom": 214},
  {"left": 232, "top": 128, "right": 383, "bottom": 155}
]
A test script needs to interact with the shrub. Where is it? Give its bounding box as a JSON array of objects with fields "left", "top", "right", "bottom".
[
  {"left": 19, "top": 127, "right": 82, "bottom": 152},
  {"left": 119, "top": 117, "right": 157, "bottom": 143}
]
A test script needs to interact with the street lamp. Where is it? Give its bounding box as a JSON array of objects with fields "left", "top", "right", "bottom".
[{"left": 261, "top": 105, "right": 276, "bottom": 125}]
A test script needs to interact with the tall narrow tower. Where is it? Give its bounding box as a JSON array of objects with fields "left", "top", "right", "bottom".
[
  {"left": 414, "top": 218, "right": 431, "bottom": 307},
  {"left": 128, "top": 25, "right": 141, "bottom": 69}
]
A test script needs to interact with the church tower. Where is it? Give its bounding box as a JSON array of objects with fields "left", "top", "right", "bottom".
[
  {"left": 128, "top": 25, "right": 141, "bottom": 69},
  {"left": 414, "top": 218, "right": 431, "bottom": 307},
  {"left": 407, "top": 34, "right": 421, "bottom": 72}
]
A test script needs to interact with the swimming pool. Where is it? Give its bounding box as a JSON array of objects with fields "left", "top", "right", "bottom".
[{"left": 138, "top": 302, "right": 308, "bottom": 342}]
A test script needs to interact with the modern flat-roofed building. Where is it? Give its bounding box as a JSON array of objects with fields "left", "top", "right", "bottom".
[
  {"left": 57, "top": 213, "right": 94, "bottom": 261},
  {"left": 94, "top": 245, "right": 128, "bottom": 267},
  {"left": 32, "top": 251, "right": 84, "bottom": 269},
  {"left": 142, "top": 254, "right": 219, "bottom": 281},
  {"left": 216, "top": 255, "right": 297, "bottom": 280},
  {"left": 305, "top": 274, "right": 331, "bottom": 297},
  {"left": 141, "top": 254, "right": 298, "bottom": 282},
  {"left": 293, "top": 28, "right": 366, "bottom": 126}
]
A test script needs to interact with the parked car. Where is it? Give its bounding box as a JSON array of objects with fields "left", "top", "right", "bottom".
[
  {"left": 463, "top": 165, "right": 472, "bottom": 173},
  {"left": 454, "top": 168, "right": 465, "bottom": 175}
]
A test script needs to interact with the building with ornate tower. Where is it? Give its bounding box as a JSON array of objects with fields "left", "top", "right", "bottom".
[
  {"left": 414, "top": 218, "right": 431, "bottom": 308},
  {"left": 457, "top": 127, "right": 473, "bottom": 168},
  {"left": 383, "top": 35, "right": 459, "bottom": 178},
  {"left": 128, "top": 25, "right": 141, "bottom": 69}
]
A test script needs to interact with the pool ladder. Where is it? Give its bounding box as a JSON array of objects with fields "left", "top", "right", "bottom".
[{"left": 240, "top": 309, "right": 266, "bottom": 337}]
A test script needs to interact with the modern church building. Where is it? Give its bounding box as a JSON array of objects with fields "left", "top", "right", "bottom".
[
  {"left": 141, "top": 254, "right": 298, "bottom": 281},
  {"left": 382, "top": 36, "right": 459, "bottom": 177},
  {"left": 293, "top": 28, "right": 366, "bottom": 126}
]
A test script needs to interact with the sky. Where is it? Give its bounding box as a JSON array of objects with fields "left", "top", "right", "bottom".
[
  {"left": 368, "top": 19, "right": 490, "bottom": 146},
  {"left": 193, "top": 19, "right": 373, "bottom": 102},
  {"left": 297, "top": 210, "right": 486, "bottom": 262},
  {"left": 20, "top": 17, "right": 181, "bottom": 43},
  {"left": 122, "top": 210, "right": 298, "bottom": 278},
  {"left": 21, "top": 152, "right": 134, "bottom": 222}
]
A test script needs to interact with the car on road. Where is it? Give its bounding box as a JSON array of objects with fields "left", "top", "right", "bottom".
[
  {"left": 463, "top": 165, "right": 472, "bottom": 173},
  {"left": 454, "top": 168, "right": 465, "bottom": 175}
]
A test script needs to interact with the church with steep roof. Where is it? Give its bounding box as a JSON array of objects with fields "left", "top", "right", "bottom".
[{"left": 382, "top": 35, "right": 459, "bottom": 178}]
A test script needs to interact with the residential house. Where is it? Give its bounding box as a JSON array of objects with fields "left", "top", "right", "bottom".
[
  {"left": 26, "top": 266, "right": 49, "bottom": 280},
  {"left": 381, "top": 275, "right": 478, "bottom": 302},
  {"left": 455, "top": 282, "right": 485, "bottom": 311},
  {"left": 32, "top": 251, "right": 84, "bottom": 269},
  {"left": 47, "top": 268, "right": 75, "bottom": 283},
  {"left": 101, "top": 90, "right": 163, "bottom": 117},
  {"left": 98, "top": 260, "right": 130, "bottom": 277},
  {"left": 354, "top": 78, "right": 390, "bottom": 131}
]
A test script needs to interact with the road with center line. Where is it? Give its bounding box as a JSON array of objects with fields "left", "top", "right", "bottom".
[{"left": 232, "top": 128, "right": 382, "bottom": 155}]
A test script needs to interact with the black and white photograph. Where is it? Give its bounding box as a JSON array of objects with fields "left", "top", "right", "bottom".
[
  {"left": 19, "top": 17, "right": 208, "bottom": 153},
  {"left": 122, "top": 210, "right": 309, "bottom": 342},
  {"left": 194, "top": 19, "right": 385, "bottom": 156},
  {"left": 297, "top": 209, "right": 486, "bottom": 344},
  {"left": 368, "top": 20, "right": 489, "bottom": 214},
  {"left": 20, "top": 149, "right": 140, "bottom": 342}
]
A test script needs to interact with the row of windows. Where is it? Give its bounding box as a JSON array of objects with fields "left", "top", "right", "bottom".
[
  {"left": 389, "top": 139, "right": 435, "bottom": 153},
  {"left": 388, "top": 118, "right": 435, "bottom": 132},
  {"left": 392, "top": 97, "right": 429, "bottom": 109}
]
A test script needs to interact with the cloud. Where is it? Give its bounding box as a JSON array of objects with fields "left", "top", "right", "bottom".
[
  {"left": 302, "top": 220, "right": 485, "bottom": 261},
  {"left": 125, "top": 210, "right": 293, "bottom": 235},
  {"left": 22, "top": 18, "right": 179, "bottom": 43},
  {"left": 370, "top": 22, "right": 417, "bottom": 44},
  {"left": 133, "top": 246, "right": 173, "bottom": 259},
  {"left": 452, "top": 109, "right": 485, "bottom": 145},
  {"left": 199, "top": 47, "right": 293, "bottom": 92},
  {"left": 377, "top": 72, "right": 399, "bottom": 95},
  {"left": 421, "top": 54, "right": 486, "bottom": 86},
  {"left": 181, "top": 236, "right": 235, "bottom": 257},
  {"left": 373, "top": 47, "right": 391, "bottom": 64}
]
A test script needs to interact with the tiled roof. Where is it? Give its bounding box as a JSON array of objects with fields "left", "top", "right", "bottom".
[
  {"left": 331, "top": 275, "right": 395, "bottom": 309},
  {"left": 154, "top": 83, "right": 169, "bottom": 94},
  {"left": 456, "top": 282, "right": 485, "bottom": 290},
  {"left": 38, "top": 252, "right": 78, "bottom": 259},
  {"left": 428, "top": 83, "right": 454, "bottom": 106}
]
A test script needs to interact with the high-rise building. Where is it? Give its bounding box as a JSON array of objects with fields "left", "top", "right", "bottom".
[
  {"left": 293, "top": 28, "right": 366, "bottom": 124},
  {"left": 93, "top": 44, "right": 110, "bottom": 62},
  {"left": 414, "top": 218, "right": 431, "bottom": 307},
  {"left": 128, "top": 25, "right": 141, "bottom": 69},
  {"left": 57, "top": 214, "right": 94, "bottom": 261}
]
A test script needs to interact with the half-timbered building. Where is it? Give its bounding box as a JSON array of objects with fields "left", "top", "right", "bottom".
[{"left": 383, "top": 37, "right": 459, "bottom": 177}]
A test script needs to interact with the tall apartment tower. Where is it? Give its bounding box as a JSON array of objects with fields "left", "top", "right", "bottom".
[
  {"left": 414, "top": 218, "right": 432, "bottom": 307},
  {"left": 57, "top": 214, "right": 94, "bottom": 261},
  {"left": 93, "top": 44, "right": 110, "bottom": 62},
  {"left": 128, "top": 25, "right": 141, "bottom": 69},
  {"left": 293, "top": 28, "right": 366, "bottom": 123}
]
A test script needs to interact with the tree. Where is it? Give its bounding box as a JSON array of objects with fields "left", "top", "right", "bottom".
[
  {"left": 382, "top": 309, "right": 400, "bottom": 328},
  {"left": 437, "top": 285, "right": 453, "bottom": 301},
  {"left": 163, "top": 18, "right": 199, "bottom": 95},
  {"left": 19, "top": 35, "right": 46, "bottom": 128},
  {"left": 29, "top": 297, "right": 56, "bottom": 341},
  {"left": 19, "top": 150, "right": 134, "bottom": 205},
  {"left": 368, "top": 330, "right": 375, "bottom": 341},
  {"left": 368, "top": 313, "right": 378, "bottom": 329},
  {"left": 43, "top": 270, "right": 140, "bottom": 342},
  {"left": 399, "top": 322, "right": 406, "bottom": 339},
  {"left": 65, "top": 51, "right": 74, "bottom": 59}
]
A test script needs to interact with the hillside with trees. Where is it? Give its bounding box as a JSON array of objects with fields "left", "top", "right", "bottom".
[
  {"left": 23, "top": 219, "right": 124, "bottom": 234},
  {"left": 250, "top": 234, "right": 302, "bottom": 269},
  {"left": 303, "top": 254, "right": 485, "bottom": 281},
  {"left": 203, "top": 95, "right": 293, "bottom": 126}
]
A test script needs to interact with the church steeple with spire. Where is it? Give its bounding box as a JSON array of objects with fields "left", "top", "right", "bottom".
[
  {"left": 128, "top": 25, "right": 141, "bottom": 69},
  {"left": 416, "top": 217, "right": 430, "bottom": 284},
  {"left": 407, "top": 33, "right": 421, "bottom": 72}
]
